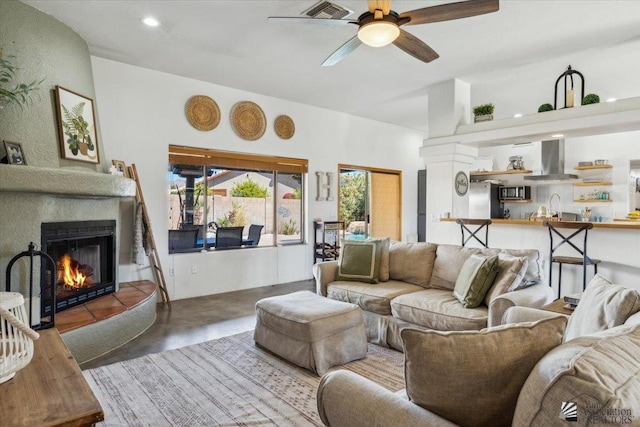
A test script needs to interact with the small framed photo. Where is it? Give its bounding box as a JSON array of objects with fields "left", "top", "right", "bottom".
[
  {"left": 55, "top": 85, "right": 100, "bottom": 164},
  {"left": 111, "top": 159, "right": 128, "bottom": 177},
  {"left": 3, "top": 141, "right": 27, "bottom": 165}
]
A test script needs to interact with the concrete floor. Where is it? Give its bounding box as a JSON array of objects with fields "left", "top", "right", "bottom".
[{"left": 81, "top": 279, "right": 315, "bottom": 370}]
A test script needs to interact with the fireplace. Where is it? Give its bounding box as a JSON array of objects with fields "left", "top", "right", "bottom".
[{"left": 41, "top": 220, "right": 116, "bottom": 313}]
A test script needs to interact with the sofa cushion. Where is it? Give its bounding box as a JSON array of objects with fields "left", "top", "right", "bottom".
[
  {"left": 513, "top": 324, "right": 640, "bottom": 426},
  {"left": 391, "top": 289, "right": 489, "bottom": 331},
  {"left": 564, "top": 274, "right": 640, "bottom": 342},
  {"left": 402, "top": 317, "right": 567, "bottom": 427},
  {"left": 388, "top": 241, "right": 437, "bottom": 288},
  {"left": 327, "top": 280, "right": 424, "bottom": 315},
  {"left": 430, "top": 244, "right": 500, "bottom": 291},
  {"left": 453, "top": 254, "right": 499, "bottom": 308},
  {"left": 336, "top": 239, "right": 383, "bottom": 284},
  {"left": 500, "top": 249, "right": 543, "bottom": 290},
  {"left": 483, "top": 254, "right": 529, "bottom": 305}
]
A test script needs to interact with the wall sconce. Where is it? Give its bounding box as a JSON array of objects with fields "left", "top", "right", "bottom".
[{"left": 554, "top": 65, "right": 585, "bottom": 110}]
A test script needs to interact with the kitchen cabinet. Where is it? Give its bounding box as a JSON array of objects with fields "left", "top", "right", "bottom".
[{"left": 314, "top": 221, "right": 344, "bottom": 264}]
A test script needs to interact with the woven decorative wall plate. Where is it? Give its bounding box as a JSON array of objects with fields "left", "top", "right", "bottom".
[
  {"left": 186, "top": 95, "right": 220, "bottom": 131},
  {"left": 274, "top": 115, "right": 295, "bottom": 140},
  {"left": 231, "top": 101, "right": 266, "bottom": 141}
]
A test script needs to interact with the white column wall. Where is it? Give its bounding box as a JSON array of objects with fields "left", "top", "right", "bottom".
[{"left": 90, "top": 57, "right": 425, "bottom": 300}]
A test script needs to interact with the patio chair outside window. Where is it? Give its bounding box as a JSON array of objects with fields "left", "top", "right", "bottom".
[
  {"left": 215, "top": 226, "right": 244, "bottom": 249},
  {"left": 168, "top": 229, "right": 199, "bottom": 253},
  {"left": 248, "top": 224, "right": 264, "bottom": 246}
]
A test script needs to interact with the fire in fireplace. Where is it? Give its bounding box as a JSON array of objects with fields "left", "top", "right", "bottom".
[{"left": 41, "top": 220, "right": 116, "bottom": 313}]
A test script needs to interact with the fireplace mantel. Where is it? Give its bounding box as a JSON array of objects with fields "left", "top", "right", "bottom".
[{"left": 0, "top": 165, "right": 136, "bottom": 198}]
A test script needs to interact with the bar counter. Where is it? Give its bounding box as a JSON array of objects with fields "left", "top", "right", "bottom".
[{"left": 440, "top": 218, "right": 640, "bottom": 230}]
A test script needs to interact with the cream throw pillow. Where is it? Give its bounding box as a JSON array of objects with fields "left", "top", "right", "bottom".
[
  {"left": 483, "top": 254, "right": 529, "bottom": 305},
  {"left": 402, "top": 317, "right": 567, "bottom": 427},
  {"left": 564, "top": 274, "right": 640, "bottom": 342},
  {"left": 453, "top": 254, "right": 499, "bottom": 308},
  {"left": 377, "top": 237, "right": 390, "bottom": 282}
]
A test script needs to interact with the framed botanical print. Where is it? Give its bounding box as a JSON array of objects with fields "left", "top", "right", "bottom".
[{"left": 55, "top": 86, "right": 100, "bottom": 164}]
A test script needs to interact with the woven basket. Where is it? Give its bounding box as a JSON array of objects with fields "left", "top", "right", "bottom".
[
  {"left": 274, "top": 115, "right": 295, "bottom": 140},
  {"left": 186, "top": 95, "right": 220, "bottom": 131},
  {"left": 231, "top": 101, "right": 266, "bottom": 141},
  {"left": 0, "top": 292, "right": 39, "bottom": 384}
]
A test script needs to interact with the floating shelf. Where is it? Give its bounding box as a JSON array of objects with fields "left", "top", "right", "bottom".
[
  {"left": 574, "top": 181, "right": 612, "bottom": 186},
  {"left": 574, "top": 165, "right": 613, "bottom": 170},
  {"left": 470, "top": 169, "right": 532, "bottom": 177},
  {"left": 501, "top": 199, "right": 532, "bottom": 203},
  {"left": 574, "top": 199, "right": 613, "bottom": 203}
]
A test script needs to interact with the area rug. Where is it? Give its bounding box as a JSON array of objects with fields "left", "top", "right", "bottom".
[{"left": 84, "top": 330, "right": 405, "bottom": 426}]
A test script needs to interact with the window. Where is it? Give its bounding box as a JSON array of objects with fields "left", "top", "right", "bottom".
[{"left": 168, "top": 146, "right": 307, "bottom": 253}]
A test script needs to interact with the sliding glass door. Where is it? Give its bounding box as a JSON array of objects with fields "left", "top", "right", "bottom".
[{"left": 339, "top": 165, "right": 401, "bottom": 241}]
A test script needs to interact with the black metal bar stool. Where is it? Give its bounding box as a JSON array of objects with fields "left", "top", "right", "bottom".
[
  {"left": 543, "top": 221, "right": 601, "bottom": 299},
  {"left": 455, "top": 218, "right": 492, "bottom": 248}
]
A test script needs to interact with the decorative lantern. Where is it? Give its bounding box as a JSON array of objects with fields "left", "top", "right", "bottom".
[
  {"left": 554, "top": 65, "right": 585, "bottom": 110},
  {"left": 0, "top": 292, "right": 40, "bottom": 383}
]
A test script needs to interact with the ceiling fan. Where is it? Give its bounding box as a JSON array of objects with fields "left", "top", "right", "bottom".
[{"left": 269, "top": 0, "right": 499, "bottom": 66}]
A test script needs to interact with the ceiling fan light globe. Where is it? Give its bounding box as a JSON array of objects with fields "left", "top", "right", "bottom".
[{"left": 357, "top": 21, "right": 400, "bottom": 47}]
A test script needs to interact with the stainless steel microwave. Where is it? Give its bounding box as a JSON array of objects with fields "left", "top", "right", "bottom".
[{"left": 498, "top": 185, "right": 531, "bottom": 200}]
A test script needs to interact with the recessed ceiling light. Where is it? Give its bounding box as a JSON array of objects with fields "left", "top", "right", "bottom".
[
  {"left": 141, "top": 17, "right": 160, "bottom": 27},
  {"left": 606, "top": 97, "right": 617, "bottom": 103},
  {"left": 513, "top": 113, "right": 522, "bottom": 118},
  {"left": 551, "top": 134, "right": 564, "bottom": 138}
]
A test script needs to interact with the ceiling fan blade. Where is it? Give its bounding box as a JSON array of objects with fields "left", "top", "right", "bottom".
[
  {"left": 368, "top": 0, "right": 392, "bottom": 15},
  {"left": 322, "top": 35, "right": 362, "bottom": 66},
  {"left": 393, "top": 30, "right": 439, "bottom": 63},
  {"left": 399, "top": 0, "right": 499, "bottom": 26},
  {"left": 268, "top": 17, "right": 356, "bottom": 26}
]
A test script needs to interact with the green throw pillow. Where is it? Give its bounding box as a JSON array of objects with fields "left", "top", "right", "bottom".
[
  {"left": 336, "top": 239, "right": 383, "bottom": 284},
  {"left": 453, "top": 254, "right": 499, "bottom": 308}
]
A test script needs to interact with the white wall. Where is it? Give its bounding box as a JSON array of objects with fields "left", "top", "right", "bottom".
[{"left": 91, "top": 57, "right": 425, "bottom": 300}]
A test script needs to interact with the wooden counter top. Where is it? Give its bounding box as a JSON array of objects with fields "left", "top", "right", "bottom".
[{"left": 440, "top": 218, "right": 640, "bottom": 230}]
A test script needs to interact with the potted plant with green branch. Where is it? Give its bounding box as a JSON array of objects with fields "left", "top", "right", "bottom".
[
  {"left": 473, "top": 103, "right": 495, "bottom": 123},
  {"left": 0, "top": 48, "right": 44, "bottom": 110}
]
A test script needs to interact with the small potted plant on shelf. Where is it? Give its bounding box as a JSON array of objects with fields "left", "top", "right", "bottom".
[
  {"left": 538, "top": 103, "right": 554, "bottom": 113},
  {"left": 582, "top": 93, "right": 600, "bottom": 105},
  {"left": 473, "top": 103, "right": 495, "bottom": 123}
]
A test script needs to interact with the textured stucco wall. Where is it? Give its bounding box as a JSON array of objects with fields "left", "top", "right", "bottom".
[{"left": 0, "top": 0, "right": 103, "bottom": 170}]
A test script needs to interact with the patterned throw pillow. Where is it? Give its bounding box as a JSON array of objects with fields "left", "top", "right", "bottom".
[
  {"left": 453, "top": 254, "right": 499, "bottom": 308},
  {"left": 336, "top": 239, "right": 383, "bottom": 284}
]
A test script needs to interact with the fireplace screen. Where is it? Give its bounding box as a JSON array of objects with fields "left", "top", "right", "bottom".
[{"left": 41, "top": 220, "right": 116, "bottom": 313}]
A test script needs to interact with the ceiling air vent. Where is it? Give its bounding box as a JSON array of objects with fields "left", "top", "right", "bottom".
[{"left": 302, "top": 1, "right": 353, "bottom": 19}]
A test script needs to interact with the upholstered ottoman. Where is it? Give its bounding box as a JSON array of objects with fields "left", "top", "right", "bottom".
[{"left": 254, "top": 290, "right": 367, "bottom": 375}]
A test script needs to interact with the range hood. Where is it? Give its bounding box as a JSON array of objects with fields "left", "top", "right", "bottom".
[{"left": 524, "top": 139, "right": 578, "bottom": 181}]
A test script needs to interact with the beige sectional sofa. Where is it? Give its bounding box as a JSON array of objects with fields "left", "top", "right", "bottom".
[
  {"left": 317, "top": 275, "right": 640, "bottom": 427},
  {"left": 313, "top": 241, "right": 554, "bottom": 350}
]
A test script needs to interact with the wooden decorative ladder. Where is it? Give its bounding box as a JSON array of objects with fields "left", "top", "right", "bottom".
[{"left": 128, "top": 163, "right": 171, "bottom": 309}]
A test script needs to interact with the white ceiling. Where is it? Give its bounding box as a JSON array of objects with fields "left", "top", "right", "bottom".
[{"left": 23, "top": 0, "right": 640, "bottom": 133}]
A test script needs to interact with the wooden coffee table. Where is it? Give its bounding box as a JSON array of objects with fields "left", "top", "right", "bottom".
[{"left": 0, "top": 328, "right": 104, "bottom": 427}]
